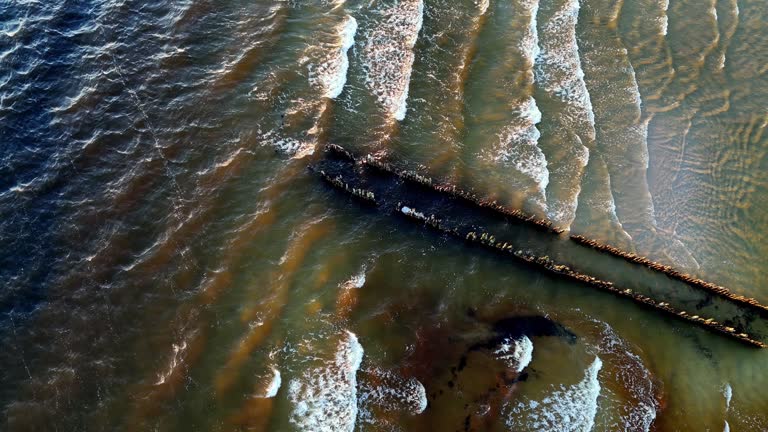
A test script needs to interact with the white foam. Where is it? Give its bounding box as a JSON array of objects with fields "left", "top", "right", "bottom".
[
  {"left": 360, "top": 0, "right": 424, "bottom": 121},
  {"left": 505, "top": 357, "right": 603, "bottom": 431},
  {"left": 341, "top": 266, "right": 367, "bottom": 289},
  {"left": 495, "top": 97, "right": 550, "bottom": 199},
  {"left": 358, "top": 367, "right": 427, "bottom": 427},
  {"left": 9, "top": 184, "right": 26, "bottom": 194},
  {"left": 592, "top": 320, "right": 657, "bottom": 431},
  {"left": 155, "top": 339, "right": 189, "bottom": 385},
  {"left": 309, "top": 16, "right": 358, "bottom": 99},
  {"left": 325, "top": 0, "right": 347, "bottom": 10},
  {"left": 259, "top": 124, "right": 316, "bottom": 158},
  {"left": 263, "top": 367, "right": 282, "bottom": 398},
  {"left": 523, "top": 0, "right": 541, "bottom": 63},
  {"left": 661, "top": 0, "right": 669, "bottom": 35},
  {"left": 1, "top": 17, "right": 25, "bottom": 38},
  {"left": 535, "top": 0, "right": 596, "bottom": 127},
  {"left": 288, "top": 330, "right": 364, "bottom": 432},
  {"left": 401, "top": 206, "right": 426, "bottom": 219},
  {"left": 534, "top": 0, "right": 595, "bottom": 225},
  {"left": 195, "top": 148, "right": 243, "bottom": 176},
  {"left": 494, "top": 335, "right": 534, "bottom": 373},
  {"left": 477, "top": 0, "right": 490, "bottom": 16},
  {"left": 723, "top": 383, "right": 733, "bottom": 410}
]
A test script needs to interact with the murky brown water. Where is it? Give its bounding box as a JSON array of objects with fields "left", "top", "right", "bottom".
[{"left": 1, "top": 0, "right": 767, "bottom": 430}]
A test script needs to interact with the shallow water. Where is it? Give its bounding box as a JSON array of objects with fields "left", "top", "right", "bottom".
[{"left": 2, "top": 0, "right": 768, "bottom": 430}]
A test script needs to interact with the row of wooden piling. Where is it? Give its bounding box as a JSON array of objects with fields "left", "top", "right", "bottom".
[
  {"left": 323, "top": 144, "right": 768, "bottom": 317},
  {"left": 364, "top": 155, "right": 564, "bottom": 234},
  {"left": 324, "top": 144, "right": 563, "bottom": 234},
  {"left": 394, "top": 203, "right": 766, "bottom": 348},
  {"left": 571, "top": 235, "right": 768, "bottom": 317},
  {"left": 319, "top": 144, "right": 767, "bottom": 346},
  {"left": 317, "top": 169, "right": 377, "bottom": 205}
]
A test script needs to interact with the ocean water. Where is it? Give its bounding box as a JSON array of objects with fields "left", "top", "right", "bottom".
[{"left": 1, "top": 0, "right": 768, "bottom": 431}]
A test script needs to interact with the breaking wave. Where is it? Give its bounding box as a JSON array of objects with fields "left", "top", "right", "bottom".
[
  {"left": 494, "top": 335, "right": 534, "bottom": 373},
  {"left": 155, "top": 339, "right": 189, "bottom": 386},
  {"left": 592, "top": 319, "right": 657, "bottom": 431},
  {"left": 288, "top": 330, "right": 364, "bottom": 432},
  {"left": 340, "top": 266, "right": 367, "bottom": 289},
  {"left": 505, "top": 356, "right": 603, "bottom": 431},
  {"left": 534, "top": 0, "right": 595, "bottom": 227},
  {"left": 358, "top": 367, "right": 427, "bottom": 428},
  {"left": 479, "top": 0, "right": 549, "bottom": 206},
  {"left": 495, "top": 98, "right": 549, "bottom": 200},
  {"left": 262, "top": 367, "right": 282, "bottom": 398},
  {"left": 535, "top": 0, "right": 595, "bottom": 124},
  {"left": 308, "top": 15, "right": 358, "bottom": 99},
  {"left": 360, "top": 0, "right": 424, "bottom": 121}
]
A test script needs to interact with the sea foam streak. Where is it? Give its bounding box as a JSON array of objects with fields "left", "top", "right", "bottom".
[
  {"left": 592, "top": 320, "right": 657, "bottom": 431},
  {"left": 155, "top": 339, "right": 189, "bottom": 385},
  {"left": 534, "top": 0, "right": 595, "bottom": 228},
  {"left": 308, "top": 15, "right": 358, "bottom": 99},
  {"left": 535, "top": 0, "right": 595, "bottom": 124},
  {"left": 358, "top": 367, "right": 427, "bottom": 427},
  {"left": 360, "top": 0, "right": 424, "bottom": 121},
  {"left": 340, "top": 266, "right": 367, "bottom": 289},
  {"left": 262, "top": 367, "right": 282, "bottom": 398},
  {"left": 489, "top": 0, "right": 549, "bottom": 208},
  {"left": 288, "top": 331, "right": 364, "bottom": 432},
  {"left": 723, "top": 383, "right": 732, "bottom": 432},
  {"left": 506, "top": 357, "right": 603, "bottom": 431},
  {"left": 496, "top": 98, "right": 549, "bottom": 197}
]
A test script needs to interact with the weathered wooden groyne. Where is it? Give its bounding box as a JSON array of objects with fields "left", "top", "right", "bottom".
[
  {"left": 316, "top": 144, "right": 767, "bottom": 348},
  {"left": 570, "top": 235, "right": 768, "bottom": 317},
  {"left": 326, "top": 144, "right": 563, "bottom": 234},
  {"left": 324, "top": 144, "right": 768, "bottom": 319},
  {"left": 317, "top": 168, "right": 377, "bottom": 205},
  {"left": 395, "top": 203, "right": 766, "bottom": 348}
]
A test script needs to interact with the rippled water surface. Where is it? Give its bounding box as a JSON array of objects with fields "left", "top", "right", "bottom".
[{"left": 2, "top": 0, "right": 767, "bottom": 430}]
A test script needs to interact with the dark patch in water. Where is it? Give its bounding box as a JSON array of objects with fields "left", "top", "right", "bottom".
[
  {"left": 696, "top": 294, "right": 714, "bottom": 309},
  {"left": 491, "top": 315, "right": 578, "bottom": 343}
]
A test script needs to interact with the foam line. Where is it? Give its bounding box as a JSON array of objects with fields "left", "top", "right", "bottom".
[
  {"left": 534, "top": 0, "right": 595, "bottom": 228},
  {"left": 288, "top": 331, "right": 364, "bottom": 432},
  {"left": 505, "top": 357, "right": 603, "bottom": 430},
  {"left": 360, "top": 0, "right": 424, "bottom": 121}
]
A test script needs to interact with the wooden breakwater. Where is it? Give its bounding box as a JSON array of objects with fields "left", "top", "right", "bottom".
[
  {"left": 571, "top": 235, "right": 768, "bottom": 318},
  {"left": 326, "top": 144, "right": 563, "bottom": 234},
  {"left": 316, "top": 168, "right": 377, "bottom": 205},
  {"left": 323, "top": 144, "right": 768, "bottom": 319},
  {"left": 394, "top": 203, "right": 766, "bottom": 348}
]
